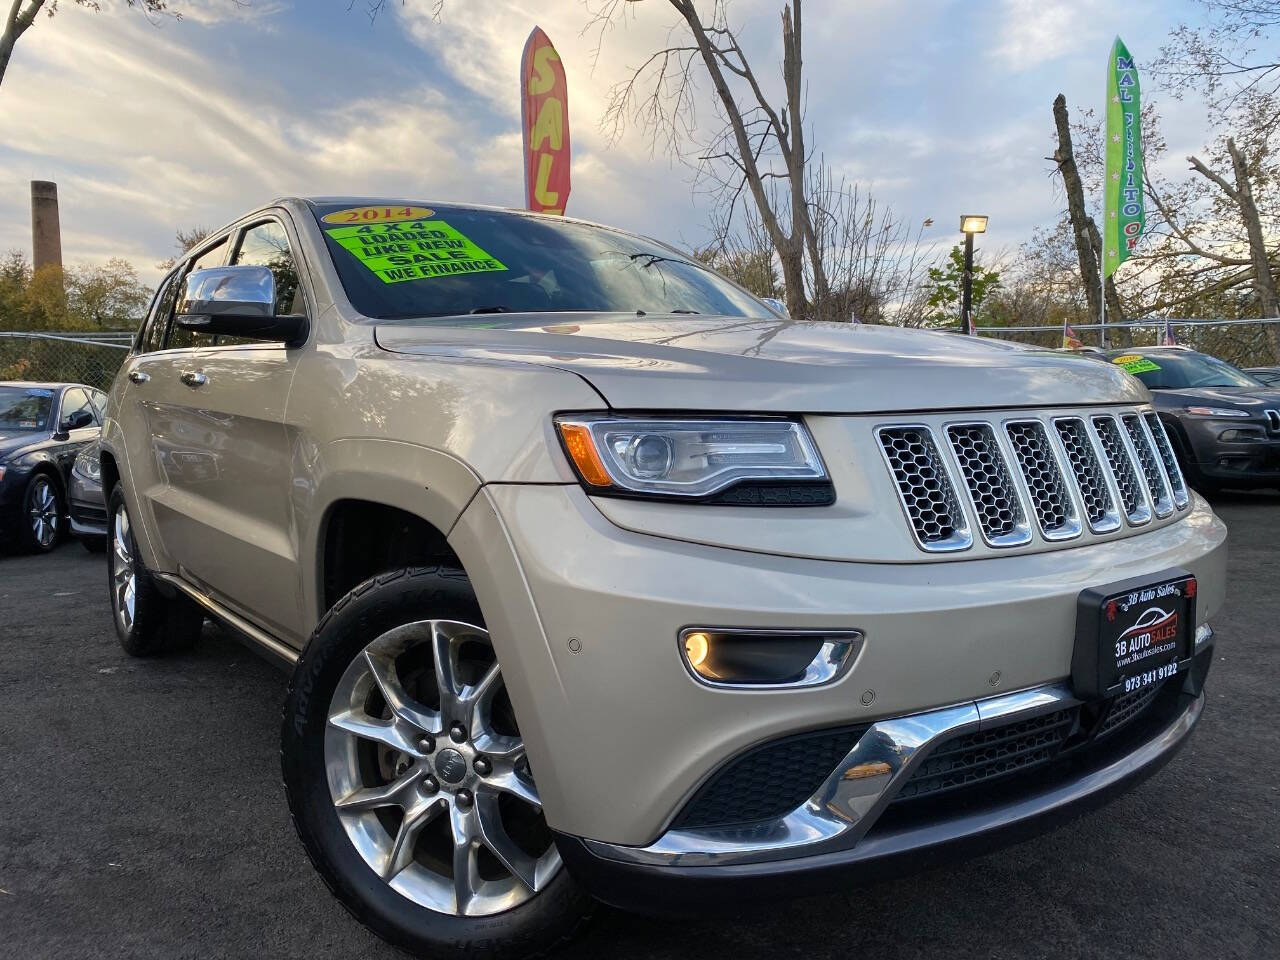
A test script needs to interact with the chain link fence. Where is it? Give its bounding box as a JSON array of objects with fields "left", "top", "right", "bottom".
[{"left": 0, "top": 331, "right": 133, "bottom": 389}]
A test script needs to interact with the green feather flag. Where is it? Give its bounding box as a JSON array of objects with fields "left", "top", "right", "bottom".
[{"left": 1103, "top": 36, "right": 1145, "bottom": 278}]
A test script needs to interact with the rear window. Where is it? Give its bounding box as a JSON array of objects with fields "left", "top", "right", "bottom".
[{"left": 312, "top": 202, "right": 769, "bottom": 321}]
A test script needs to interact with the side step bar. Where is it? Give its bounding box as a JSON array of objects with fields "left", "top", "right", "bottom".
[{"left": 154, "top": 572, "right": 299, "bottom": 668}]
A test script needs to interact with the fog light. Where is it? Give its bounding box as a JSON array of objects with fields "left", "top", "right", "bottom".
[
  {"left": 684, "top": 631, "right": 710, "bottom": 669},
  {"left": 678, "top": 628, "right": 863, "bottom": 688}
]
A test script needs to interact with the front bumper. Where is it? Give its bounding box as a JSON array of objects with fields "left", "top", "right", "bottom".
[
  {"left": 557, "top": 650, "right": 1210, "bottom": 911},
  {"left": 450, "top": 485, "right": 1227, "bottom": 848},
  {"left": 1181, "top": 415, "right": 1280, "bottom": 485}
]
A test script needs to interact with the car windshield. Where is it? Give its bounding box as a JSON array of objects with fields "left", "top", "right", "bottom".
[
  {"left": 0, "top": 386, "right": 53, "bottom": 431},
  {"left": 1111, "top": 351, "right": 1263, "bottom": 390},
  {"left": 312, "top": 203, "right": 771, "bottom": 321}
]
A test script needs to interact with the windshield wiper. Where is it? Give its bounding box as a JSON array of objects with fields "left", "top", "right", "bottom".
[
  {"left": 670, "top": 309, "right": 700, "bottom": 314},
  {"left": 469, "top": 305, "right": 512, "bottom": 314}
]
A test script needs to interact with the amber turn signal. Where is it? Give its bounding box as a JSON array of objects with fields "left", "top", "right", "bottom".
[{"left": 556, "top": 422, "right": 613, "bottom": 487}]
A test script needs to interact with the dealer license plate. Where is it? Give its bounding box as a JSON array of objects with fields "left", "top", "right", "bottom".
[{"left": 1072, "top": 569, "right": 1196, "bottom": 700}]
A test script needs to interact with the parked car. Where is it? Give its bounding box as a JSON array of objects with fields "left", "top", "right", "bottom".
[
  {"left": 69, "top": 439, "right": 108, "bottom": 552},
  {"left": 0, "top": 380, "right": 105, "bottom": 553},
  {"left": 1103, "top": 346, "right": 1280, "bottom": 492},
  {"left": 1245, "top": 365, "right": 1280, "bottom": 388},
  {"left": 100, "top": 199, "right": 1226, "bottom": 960}
]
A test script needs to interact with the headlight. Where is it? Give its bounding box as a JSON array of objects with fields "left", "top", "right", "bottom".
[
  {"left": 72, "top": 446, "right": 101, "bottom": 482},
  {"left": 1185, "top": 406, "right": 1250, "bottom": 418},
  {"left": 554, "top": 415, "right": 831, "bottom": 503}
]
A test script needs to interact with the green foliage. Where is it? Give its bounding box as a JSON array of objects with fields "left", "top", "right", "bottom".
[
  {"left": 921, "top": 245, "right": 1002, "bottom": 328},
  {"left": 695, "top": 247, "right": 781, "bottom": 300},
  {"left": 0, "top": 251, "right": 150, "bottom": 332}
]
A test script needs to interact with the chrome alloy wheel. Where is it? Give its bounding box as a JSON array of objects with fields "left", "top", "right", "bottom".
[
  {"left": 111, "top": 501, "right": 137, "bottom": 632},
  {"left": 27, "top": 476, "right": 59, "bottom": 548},
  {"left": 325, "top": 620, "right": 561, "bottom": 917}
]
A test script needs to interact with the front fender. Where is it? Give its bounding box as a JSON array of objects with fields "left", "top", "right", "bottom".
[{"left": 297, "top": 437, "right": 483, "bottom": 630}]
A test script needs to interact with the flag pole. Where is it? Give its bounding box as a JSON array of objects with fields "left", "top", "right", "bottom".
[{"left": 1099, "top": 277, "right": 1106, "bottom": 348}]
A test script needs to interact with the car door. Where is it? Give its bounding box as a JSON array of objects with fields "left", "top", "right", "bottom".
[{"left": 139, "top": 216, "right": 310, "bottom": 643}]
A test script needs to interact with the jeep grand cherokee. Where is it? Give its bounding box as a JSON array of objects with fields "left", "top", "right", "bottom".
[{"left": 99, "top": 198, "right": 1227, "bottom": 958}]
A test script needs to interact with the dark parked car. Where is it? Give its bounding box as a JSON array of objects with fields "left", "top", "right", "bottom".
[
  {"left": 0, "top": 381, "right": 106, "bottom": 552},
  {"left": 1103, "top": 347, "right": 1280, "bottom": 492},
  {"left": 69, "top": 439, "right": 108, "bottom": 552},
  {"left": 1245, "top": 366, "right": 1280, "bottom": 388}
]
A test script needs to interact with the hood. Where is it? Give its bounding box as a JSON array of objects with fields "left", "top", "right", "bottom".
[
  {"left": 375, "top": 314, "right": 1148, "bottom": 413},
  {"left": 1152, "top": 385, "right": 1280, "bottom": 410}
]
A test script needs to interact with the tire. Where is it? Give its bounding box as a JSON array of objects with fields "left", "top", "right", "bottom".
[
  {"left": 282, "top": 567, "right": 594, "bottom": 960},
  {"left": 19, "top": 472, "right": 63, "bottom": 553},
  {"left": 106, "top": 487, "right": 204, "bottom": 656}
]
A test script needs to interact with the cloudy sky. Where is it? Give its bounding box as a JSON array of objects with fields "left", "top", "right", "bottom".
[{"left": 0, "top": 0, "right": 1216, "bottom": 285}]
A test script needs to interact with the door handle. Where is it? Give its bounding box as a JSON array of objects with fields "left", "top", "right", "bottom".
[
  {"left": 180, "top": 370, "right": 208, "bottom": 388},
  {"left": 128, "top": 370, "right": 150, "bottom": 384}
]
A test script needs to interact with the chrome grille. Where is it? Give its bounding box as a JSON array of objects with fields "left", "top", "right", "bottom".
[
  {"left": 1122, "top": 414, "right": 1174, "bottom": 517},
  {"left": 1054, "top": 418, "right": 1121, "bottom": 532},
  {"left": 1092, "top": 415, "right": 1151, "bottom": 524},
  {"left": 1143, "top": 413, "right": 1189, "bottom": 510},
  {"left": 877, "top": 426, "right": 971, "bottom": 551},
  {"left": 1004, "top": 420, "right": 1081, "bottom": 540},
  {"left": 945, "top": 424, "right": 1031, "bottom": 546}
]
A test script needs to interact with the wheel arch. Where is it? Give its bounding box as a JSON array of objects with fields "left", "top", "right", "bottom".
[{"left": 303, "top": 438, "right": 484, "bottom": 627}]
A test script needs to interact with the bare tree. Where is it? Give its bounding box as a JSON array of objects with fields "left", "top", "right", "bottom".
[
  {"left": 1049, "top": 95, "right": 1125, "bottom": 327},
  {"left": 596, "top": 0, "right": 839, "bottom": 320},
  {"left": 155, "top": 225, "right": 210, "bottom": 271},
  {"left": 1, "top": 1, "right": 178, "bottom": 90}
]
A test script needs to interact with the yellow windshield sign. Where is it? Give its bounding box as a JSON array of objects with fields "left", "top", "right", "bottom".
[
  {"left": 326, "top": 220, "right": 508, "bottom": 284},
  {"left": 1111, "top": 353, "right": 1161, "bottom": 374},
  {"left": 321, "top": 205, "right": 435, "bottom": 225}
]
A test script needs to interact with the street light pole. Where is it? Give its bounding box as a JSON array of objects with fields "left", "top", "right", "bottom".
[{"left": 959, "top": 215, "right": 988, "bottom": 335}]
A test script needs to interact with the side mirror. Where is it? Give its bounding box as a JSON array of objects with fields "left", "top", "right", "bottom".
[
  {"left": 761, "top": 297, "right": 790, "bottom": 319},
  {"left": 175, "top": 266, "right": 308, "bottom": 346},
  {"left": 62, "top": 410, "right": 94, "bottom": 431}
]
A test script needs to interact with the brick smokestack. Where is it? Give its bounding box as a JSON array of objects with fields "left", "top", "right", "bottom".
[{"left": 31, "top": 180, "right": 63, "bottom": 271}]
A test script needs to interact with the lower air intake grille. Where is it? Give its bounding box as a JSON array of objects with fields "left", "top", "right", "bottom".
[
  {"left": 1097, "top": 680, "right": 1166, "bottom": 739},
  {"left": 890, "top": 707, "right": 1078, "bottom": 804},
  {"left": 672, "top": 725, "right": 867, "bottom": 830},
  {"left": 877, "top": 426, "right": 971, "bottom": 551}
]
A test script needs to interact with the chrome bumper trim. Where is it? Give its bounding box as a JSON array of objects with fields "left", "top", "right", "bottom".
[{"left": 584, "top": 653, "right": 1204, "bottom": 868}]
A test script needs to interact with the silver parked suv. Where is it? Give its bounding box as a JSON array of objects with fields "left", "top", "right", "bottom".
[{"left": 101, "top": 198, "right": 1227, "bottom": 958}]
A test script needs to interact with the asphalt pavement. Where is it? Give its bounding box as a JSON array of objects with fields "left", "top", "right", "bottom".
[{"left": 1, "top": 493, "right": 1278, "bottom": 960}]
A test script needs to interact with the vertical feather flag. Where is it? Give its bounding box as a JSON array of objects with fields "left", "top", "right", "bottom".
[
  {"left": 1103, "top": 37, "right": 1145, "bottom": 279},
  {"left": 521, "top": 28, "right": 571, "bottom": 215}
]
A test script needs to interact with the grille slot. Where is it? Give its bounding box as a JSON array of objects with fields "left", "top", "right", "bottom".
[
  {"left": 877, "top": 426, "right": 972, "bottom": 551},
  {"left": 1143, "top": 413, "right": 1189, "bottom": 510},
  {"left": 1005, "top": 420, "right": 1081, "bottom": 540},
  {"left": 945, "top": 424, "right": 1031, "bottom": 546},
  {"left": 1053, "top": 417, "right": 1121, "bottom": 532},
  {"left": 1092, "top": 415, "right": 1151, "bottom": 524},
  {"left": 1265, "top": 409, "right": 1280, "bottom": 434},
  {"left": 1097, "top": 680, "right": 1166, "bottom": 739},
  {"left": 1123, "top": 414, "right": 1174, "bottom": 517}
]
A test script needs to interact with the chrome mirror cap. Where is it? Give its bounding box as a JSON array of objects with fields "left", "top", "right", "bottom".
[{"left": 177, "top": 265, "right": 276, "bottom": 321}]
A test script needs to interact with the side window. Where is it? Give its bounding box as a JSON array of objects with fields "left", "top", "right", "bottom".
[
  {"left": 137, "top": 272, "right": 177, "bottom": 354},
  {"left": 89, "top": 389, "right": 107, "bottom": 423},
  {"left": 231, "top": 220, "right": 302, "bottom": 316},
  {"left": 166, "top": 238, "right": 228, "bottom": 349},
  {"left": 60, "top": 388, "right": 94, "bottom": 428}
]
